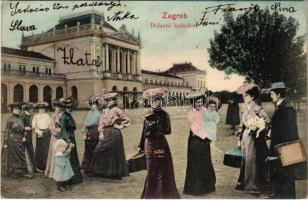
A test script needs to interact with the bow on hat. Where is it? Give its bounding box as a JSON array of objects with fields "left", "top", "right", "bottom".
[
  {"left": 143, "top": 87, "right": 168, "bottom": 100},
  {"left": 185, "top": 89, "right": 207, "bottom": 99},
  {"left": 236, "top": 83, "right": 259, "bottom": 94}
]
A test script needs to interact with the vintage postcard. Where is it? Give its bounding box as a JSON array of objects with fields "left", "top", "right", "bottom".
[{"left": 1, "top": 0, "right": 307, "bottom": 199}]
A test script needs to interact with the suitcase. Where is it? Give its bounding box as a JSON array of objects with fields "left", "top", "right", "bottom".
[
  {"left": 127, "top": 151, "right": 147, "bottom": 173},
  {"left": 223, "top": 148, "right": 243, "bottom": 168},
  {"left": 275, "top": 139, "right": 307, "bottom": 167}
]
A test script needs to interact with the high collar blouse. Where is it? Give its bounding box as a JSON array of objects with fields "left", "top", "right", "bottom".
[
  {"left": 98, "top": 107, "right": 130, "bottom": 132},
  {"left": 187, "top": 107, "right": 207, "bottom": 140}
]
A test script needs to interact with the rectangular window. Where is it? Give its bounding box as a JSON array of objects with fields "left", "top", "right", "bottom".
[{"left": 33, "top": 67, "right": 36, "bottom": 72}]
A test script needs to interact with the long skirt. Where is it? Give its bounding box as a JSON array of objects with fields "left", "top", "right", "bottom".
[
  {"left": 25, "top": 131, "right": 35, "bottom": 168},
  {"left": 91, "top": 126, "right": 128, "bottom": 178},
  {"left": 35, "top": 129, "right": 51, "bottom": 171},
  {"left": 1, "top": 138, "right": 28, "bottom": 176},
  {"left": 237, "top": 130, "right": 268, "bottom": 192},
  {"left": 44, "top": 134, "right": 57, "bottom": 178},
  {"left": 67, "top": 135, "right": 83, "bottom": 185},
  {"left": 184, "top": 132, "right": 216, "bottom": 195},
  {"left": 141, "top": 136, "right": 180, "bottom": 199},
  {"left": 81, "top": 125, "right": 99, "bottom": 172}
]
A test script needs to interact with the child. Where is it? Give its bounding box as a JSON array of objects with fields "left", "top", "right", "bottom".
[
  {"left": 204, "top": 95, "right": 221, "bottom": 141},
  {"left": 53, "top": 139, "right": 75, "bottom": 192}
]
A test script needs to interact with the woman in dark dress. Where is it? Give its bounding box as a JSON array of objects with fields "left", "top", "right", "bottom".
[
  {"left": 139, "top": 87, "right": 180, "bottom": 199},
  {"left": 1, "top": 102, "right": 32, "bottom": 178},
  {"left": 91, "top": 92, "right": 130, "bottom": 179},
  {"left": 183, "top": 91, "right": 216, "bottom": 195},
  {"left": 58, "top": 99, "right": 83, "bottom": 184},
  {"left": 226, "top": 93, "right": 240, "bottom": 129}
]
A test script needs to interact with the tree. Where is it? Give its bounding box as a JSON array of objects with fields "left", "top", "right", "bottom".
[{"left": 208, "top": 9, "right": 306, "bottom": 97}]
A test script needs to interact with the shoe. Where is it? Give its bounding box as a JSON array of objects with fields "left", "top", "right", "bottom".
[
  {"left": 57, "top": 186, "right": 67, "bottom": 192},
  {"left": 22, "top": 173, "right": 33, "bottom": 178},
  {"left": 266, "top": 193, "right": 278, "bottom": 199},
  {"left": 35, "top": 169, "right": 44, "bottom": 173},
  {"left": 235, "top": 184, "right": 244, "bottom": 191}
]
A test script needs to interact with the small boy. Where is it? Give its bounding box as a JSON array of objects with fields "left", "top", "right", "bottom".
[
  {"left": 53, "top": 139, "right": 75, "bottom": 192},
  {"left": 204, "top": 95, "right": 221, "bottom": 141}
]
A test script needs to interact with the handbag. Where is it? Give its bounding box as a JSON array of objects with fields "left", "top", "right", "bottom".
[
  {"left": 127, "top": 151, "right": 147, "bottom": 173},
  {"left": 223, "top": 148, "right": 243, "bottom": 168}
]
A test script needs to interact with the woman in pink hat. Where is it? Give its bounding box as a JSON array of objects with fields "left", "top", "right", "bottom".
[
  {"left": 91, "top": 92, "right": 130, "bottom": 179},
  {"left": 139, "top": 88, "right": 180, "bottom": 199},
  {"left": 235, "top": 84, "right": 270, "bottom": 194}
]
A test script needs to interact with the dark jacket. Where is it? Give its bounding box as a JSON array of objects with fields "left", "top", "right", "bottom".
[
  {"left": 270, "top": 99, "right": 298, "bottom": 156},
  {"left": 138, "top": 108, "right": 171, "bottom": 151}
]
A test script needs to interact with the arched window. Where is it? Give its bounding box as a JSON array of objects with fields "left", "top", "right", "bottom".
[
  {"left": 43, "top": 86, "right": 52, "bottom": 109},
  {"left": 71, "top": 86, "right": 78, "bottom": 100},
  {"left": 112, "top": 86, "right": 117, "bottom": 91},
  {"left": 56, "top": 86, "right": 63, "bottom": 99},
  {"left": 123, "top": 87, "right": 128, "bottom": 91},
  {"left": 29, "top": 85, "right": 38, "bottom": 103},
  {"left": 14, "top": 84, "right": 23, "bottom": 102},
  {"left": 133, "top": 87, "right": 137, "bottom": 92},
  {"left": 1, "top": 84, "right": 8, "bottom": 112}
]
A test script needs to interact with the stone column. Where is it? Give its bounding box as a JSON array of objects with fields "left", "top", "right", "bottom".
[
  {"left": 51, "top": 86, "right": 56, "bottom": 104},
  {"left": 105, "top": 43, "right": 109, "bottom": 71},
  {"left": 102, "top": 44, "right": 105, "bottom": 71},
  {"left": 117, "top": 48, "right": 120, "bottom": 73},
  {"left": 127, "top": 51, "right": 131, "bottom": 74},
  {"left": 8, "top": 82, "right": 14, "bottom": 105},
  {"left": 111, "top": 49, "right": 116, "bottom": 73},
  {"left": 38, "top": 84, "right": 44, "bottom": 102},
  {"left": 24, "top": 83, "right": 29, "bottom": 102},
  {"left": 131, "top": 52, "right": 136, "bottom": 75},
  {"left": 136, "top": 51, "right": 141, "bottom": 75},
  {"left": 123, "top": 52, "right": 127, "bottom": 74}
]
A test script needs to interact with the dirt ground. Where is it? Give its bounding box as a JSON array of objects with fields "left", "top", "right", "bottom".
[{"left": 1, "top": 103, "right": 307, "bottom": 199}]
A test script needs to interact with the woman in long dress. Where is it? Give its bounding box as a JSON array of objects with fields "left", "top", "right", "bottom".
[
  {"left": 1, "top": 102, "right": 32, "bottom": 178},
  {"left": 139, "top": 88, "right": 180, "bottom": 199},
  {"left": 32, "top": 102, "right": 51, "bottom": 172},
  {"left": 235, "top": 84, "right": 269, "bottom": 194},
  {"left": 58, "top": 99, "right": 83, "bottom": 185},
  {"left": 183, "top": 92, "right": 216, "bottom": 195},
  {"left": 80, "top": 96, "right": 101, "bottom": 173},
  {"left": 45, "top": 99, "right": 63, "bottom": 178},
  {"left": 91, "top": 92, "right": 130, "bottom": 179}
]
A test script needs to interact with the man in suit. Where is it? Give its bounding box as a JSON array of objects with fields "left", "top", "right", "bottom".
[{"left": 269, "top": 82, "right": 300, "bottom": 198}]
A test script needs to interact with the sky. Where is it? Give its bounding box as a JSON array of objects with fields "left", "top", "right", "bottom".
[{"left": 1, "top": 1, "right": 307, "bottom": 91}]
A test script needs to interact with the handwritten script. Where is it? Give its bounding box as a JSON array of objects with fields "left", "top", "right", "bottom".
[{"left": 9, "top": 1, "right": 140, "bottom": 32}]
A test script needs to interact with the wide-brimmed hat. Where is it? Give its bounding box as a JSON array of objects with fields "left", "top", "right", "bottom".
[
  {"left": 271, "top": 82, "right": 286, "bottom": 90},
  {"left": 22, "top": 102, "right": 34, "bottom": 109},
  {"left": 102, "top": 92, "right": 118, "bottom": 100},
  {"left": 34, "top": 102, "right": 49, "bottom": 108},
  {"left": 54, "top": 139, "right": 68, "bottom": 152},
  {"left": 206, "top": 94, "right": 222, "bottom": 111},
  {"left": 236, "top": 83, "right": 259, "bottom": 94},
  {"left": 143, "top": 87, "right": 168, "bottom": 100},
  {"left": 9, "top": 102, "right": 24, "bottom": 109},
  {"left": 185, "top": 89, "right": 206, "bottom": 99},
  {"left": 86, "top": 95, "right": 100, "bottom": 105},
  {"left": 62, "top": 99, "right": 73, "bottom": 107},
  {"left": 53, "top": 98, "right": 64, "bottom": 106}
]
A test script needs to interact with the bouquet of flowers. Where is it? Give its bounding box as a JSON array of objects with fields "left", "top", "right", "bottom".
[{"left": 247, "top": 116, "right": 266, "bottom": 138}]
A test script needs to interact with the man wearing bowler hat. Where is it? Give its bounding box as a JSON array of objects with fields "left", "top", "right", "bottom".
[{"left": 268, "top": 82, "right": 302, "bottom": 198}]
